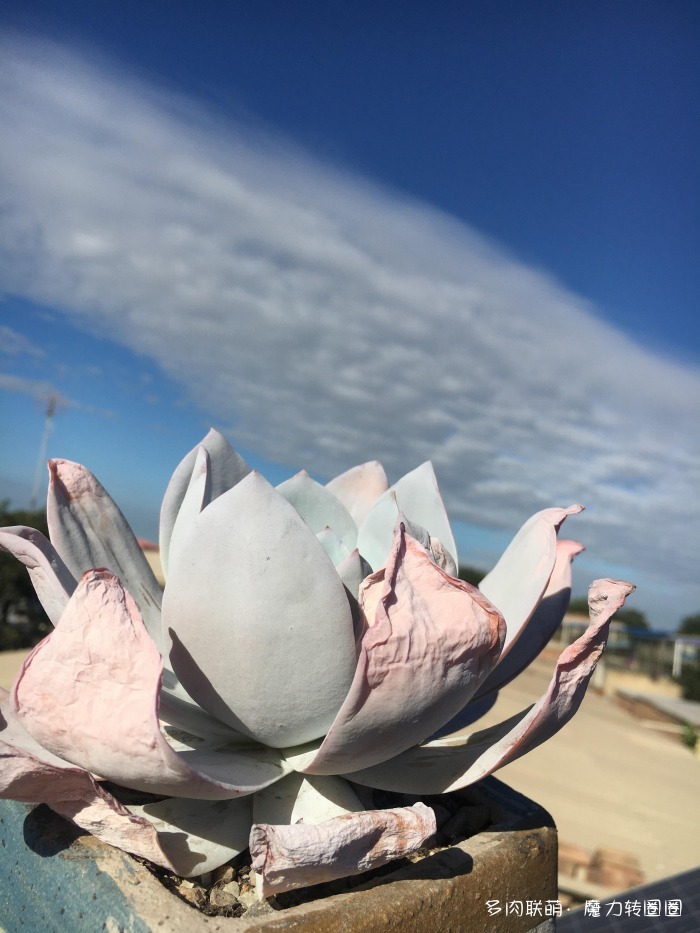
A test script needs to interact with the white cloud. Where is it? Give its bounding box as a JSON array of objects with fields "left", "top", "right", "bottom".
[
  {"left": 0, "top": 373, "right": 71, "bottom": 407},
  {"left": 1, "top": 35, "right": 699, "bottom": 621},
  {"left": 0, "top": 325, "right": 45, "bottom": 358}
]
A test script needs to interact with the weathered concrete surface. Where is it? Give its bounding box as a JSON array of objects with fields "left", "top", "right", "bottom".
[{"left": 0, "top": 780, "right": 555, "bottom": 933}]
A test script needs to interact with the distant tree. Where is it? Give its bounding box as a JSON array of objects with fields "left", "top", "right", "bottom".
[
  {"left": 677, "top": 614, "right": 700, "bottom": 637},
  {"left": 0, "top": 501, "right": 52, "bottom": 650},
  {"left": 613, "top": 608, "right": 649, "bottom": 630},
  {"left": 678, "top": 668, "right": 700, "bottom": 703},
  {"left": 457, "top": 565, "right": 486, "bottom": 587},
  {"left": 676, "top": 615, "right": 700, "bottom": 702},
  {"left": 567, "top": 597, "right": 589, "bottom": 615}
]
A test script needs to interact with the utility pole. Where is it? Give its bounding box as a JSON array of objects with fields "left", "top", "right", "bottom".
[{"left": 29, "top": 394, "right": 57, "bottom": 510}]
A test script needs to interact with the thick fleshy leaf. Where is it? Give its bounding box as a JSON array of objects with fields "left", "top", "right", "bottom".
[
  {"left": 0, "top": 526, "right": 76, "bottom": 624},
  {"left": 316, "top": 526, "right": 351, "bottom": 566},
  {"left": 47, "top": 459, "right": 164, "bottom": 652},
  {"left": 148, "top": 446, "right": 238, "bottom": 737},
  {"left": 472, "top": 539, "right": 585, "bottom": 701},
  {"left": 276, "top": 471, "right": 358, "bottom": 551},
  {"left": 166, "top": 445, "right": 211, "bottom": 573},
  {"left": 334, "top": 548, "right": 372, "bottom": 640},
  {"left": 336, "top": 549, "right": 372, "bottom": 597},
  {"left": 250, "top": 802, "right": 436, "bottom": 898},
  {"left": 297, "top": 523, "right": 505, "bottom": 776},
  {"left": 479, "top": 505, "right": 583, "bottom": 653},
  {"left": 164, "top": 471, "right": 357, "bottom": 748},
  {"left": 325, "top": 461, "right": 389, "bottom": 526},
  {"left": 158, "top": 670, "right": 249, "bottom": 742},
  {"left": 128, "top": 796, "right": 254, "bottom": 877},
  {"left": 159, "top": 428, "right": 251, "bottom": 577},
  {"left": 356, "top": 462, "right": 457, "bottom": 571},
  {"left": 253, "top": 772, "right": 364, "bottom": 826},
  {"left": 345, "top": 579, "right": 634, "bottom": 794},
  {"left": 13, "top": 570, "right": 290, "bottom": 799}
]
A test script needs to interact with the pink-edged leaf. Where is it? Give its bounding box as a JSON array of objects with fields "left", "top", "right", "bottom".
[
  {"left": 250, "top": 802, "right": 436, "bottom": 897},
  {"left": 2, "top": 689, "right": 252, "bottom": 876},
  {"left": 479, "top": 505, "right": 583, "bottom": 653},
  {"left": 0, "top": 739, "right": 186, "bottom": 871},
  {"left": 344, "top": 578, "right": 634, "bottom": 794},
  {"left": 163, "top": 472, "right": 357, "bottom": 748},
  {"left": 431, "top": 536, "right": 582, "bottom": 735},
  {"left": 325, "top": 461, "right": 389, "bottom": 527},
  {"left": 0, "top": 526, "right": 76, "bottom": 624},
  {"left": 297, "top": 523, "right": 505, "bottom": 776},
  {"left": 277, "top": 471, "right": 358, "bottom": 551},
  {"left": 159, "top": 428, "right": 251, "bottom": 577},
  {"left": 472, "top": 539, "right": 585, "bottom": 701},
  {"left": 356, "top": 462, "right": 457, "bottom": 572},
  {"left": 0, "top": 689, "right": 182, "bottom": 872},
  {"left": 47, "top": 459, "right": 164, "bottom": 652},
  {"left": 13, "top": 570, "right": 290, "bottom": 799}
]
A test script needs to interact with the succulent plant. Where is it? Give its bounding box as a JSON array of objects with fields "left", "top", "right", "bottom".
[{"left": 0, "top": 429, "right": 633, "bottom": 897}]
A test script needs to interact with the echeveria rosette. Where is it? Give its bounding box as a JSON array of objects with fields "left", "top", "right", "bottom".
[{"left": 0, "top": 429, "right": 634, "bottom": 897}]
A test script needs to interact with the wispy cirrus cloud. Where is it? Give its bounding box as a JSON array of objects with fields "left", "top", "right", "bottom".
[
  {"left": 0, "top": 371, "right": 115, "bottom": 419},
  {"left": 0, "top": 325, "right": 45, "bottom": 358},
  {"left": 0, "top": 34, "right": 698, "bottom": 621},
  {"left": 0, "top": 372, "right": 67, "bottom": 405}
]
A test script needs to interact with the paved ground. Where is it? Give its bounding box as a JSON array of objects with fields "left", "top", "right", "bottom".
[{"left": 1, "top": 649, "right": 698, "bottom": 887}]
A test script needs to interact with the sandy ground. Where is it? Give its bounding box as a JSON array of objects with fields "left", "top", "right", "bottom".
[
  {"left": 1, "top": 649, "right": 697, "bottom": 886},
  {"left": 0, "top": 650, "right": 28, "bottom": 691}
]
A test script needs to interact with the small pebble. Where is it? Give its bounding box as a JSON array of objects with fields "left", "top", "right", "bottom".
[
  {"left": 212, "top": 865, "right": 236, "bottom": 885},
  {"left": 238, "top": 889, "right": 259, "bottom": 910},
  {"left": 208, "top": 886, "right": 237, "bottom": 909},
  {"left": 178, "top": 884, "right": 207, "bottom": 908}
]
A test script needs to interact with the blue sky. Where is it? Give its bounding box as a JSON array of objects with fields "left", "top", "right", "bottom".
[{"left": 1, "top": 2, "right": 698, "bottom": 629}]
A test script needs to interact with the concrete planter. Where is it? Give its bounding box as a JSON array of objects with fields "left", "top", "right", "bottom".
[{"left": 0, "top": 778, "right": 556, "bottom": 933}]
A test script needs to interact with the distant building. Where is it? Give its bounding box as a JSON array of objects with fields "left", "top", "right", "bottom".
[{"left": 555, "top": 613, "right": 700, "bottom": 680}]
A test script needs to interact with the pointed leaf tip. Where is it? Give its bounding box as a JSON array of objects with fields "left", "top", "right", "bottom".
[
  {"left": 159, "top": 430, "right": 251, "bottom": 577},
  {"left": 46, "top": 459, "right": 164, "bottom": 649}
]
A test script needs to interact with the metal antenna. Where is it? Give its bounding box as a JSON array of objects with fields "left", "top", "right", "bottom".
[{"left": 29, "top": 394, "right": 57, "bottom": 510}]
